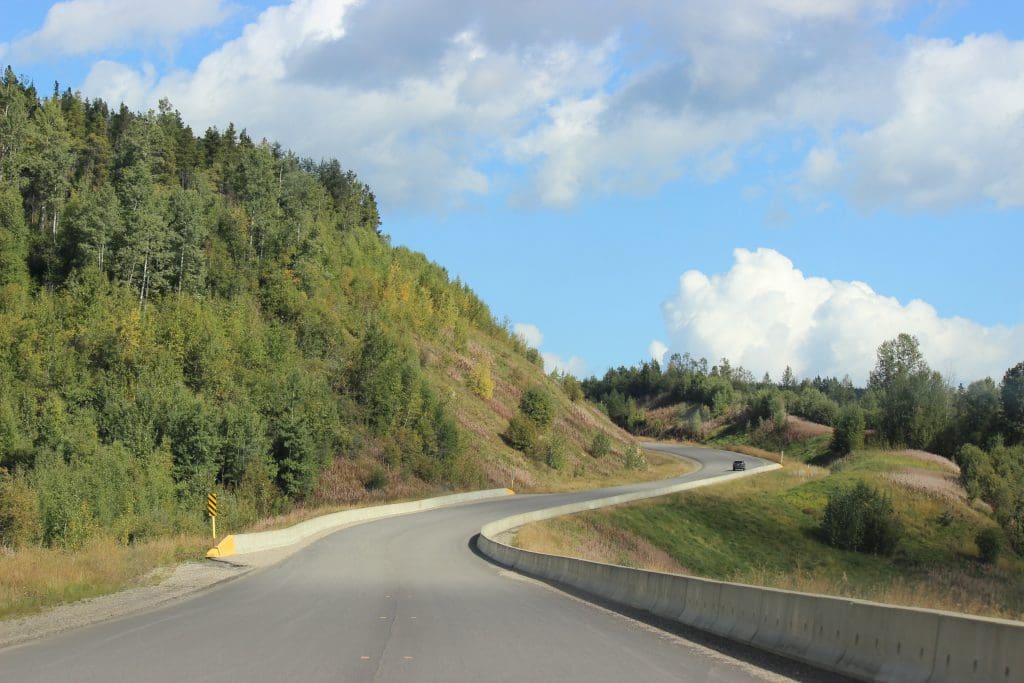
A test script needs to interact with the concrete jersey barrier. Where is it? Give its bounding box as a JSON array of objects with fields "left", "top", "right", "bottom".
[
  {"left": 208, "top": 487, "right": 513, "bottom": 558},
  {"left": 476, "top": 467, "right": 1024, "bottom": 683}
]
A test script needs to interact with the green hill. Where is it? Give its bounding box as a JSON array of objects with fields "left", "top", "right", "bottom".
[
  {"left": 0, "top": 69, "right": 652, "bottom": 588},
  {"left": 515, "top": 436, "right": 1024, "bottom": 621}
]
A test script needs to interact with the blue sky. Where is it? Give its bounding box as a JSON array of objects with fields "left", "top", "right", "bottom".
[{"left": 3, "top": 0, "right": 1022, "bottom": 384}]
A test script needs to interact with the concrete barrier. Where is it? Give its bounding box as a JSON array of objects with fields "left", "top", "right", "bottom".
[
  {"left": 477, "top": 468, "right": 1024, "bottom": 682},
  {"left": 208, "top": 488, "right": 513, "bottom": 558}
]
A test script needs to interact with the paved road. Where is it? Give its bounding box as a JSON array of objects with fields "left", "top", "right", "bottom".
[{"left": 0, "top": 445, "right": 841, "bottom": 682}]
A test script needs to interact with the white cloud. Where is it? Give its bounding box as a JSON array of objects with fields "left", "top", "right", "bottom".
[
  {"left": 845, "top": 34, "right": 1024, "bottom": 209},
  {"left": 63, "top": 1, "right": 1024, "bottom": 211},
  {"left": 649, "top": 340, "right": 669, "bottom": 365},
  {"left": 803, "top": 146, "right": 841, "bottom": 186},
  {"left": 513, "top": 322, "right": 543, "bottom": 349},
  {"left": 541, "top": 352, "right": 588, "bottom": 378},
  {"left": 661, "top": 247, "right": 1024, "bottom": 384},
  {"left": 514, "top": 322, "right": 587, "bottom": 377},
  {"left": 1, "top": 0, "right": 232, "bottom": 61}
]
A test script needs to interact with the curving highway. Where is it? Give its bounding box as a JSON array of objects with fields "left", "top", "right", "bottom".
[{"left": 0, "top": 445, "right": 844, "bottom": 682}]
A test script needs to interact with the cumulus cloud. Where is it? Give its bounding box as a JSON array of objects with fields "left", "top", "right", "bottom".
[
  {"left": 661, "top": 248, "right": 1024, "bottom": 384},
  {"left": 846, "top": 34, "right": 1024, "bottom": 209},
  {"left": 649, "top": 340, "right": 669, "bottom": 365},
  {"left": 59, "top": 0, "right": 1024, "bottom": 211},
  {"left": 513, "top": 322, "right": 543, "bottom": 349},
  {"left": 1, "top": 0, "right": 232, "bottom": 61},
  {"left": 542, "top": 352, "right": 588, "bottom": 378},
  {"left": 514, "top": 322, "right": 587, "bottom": 377}
]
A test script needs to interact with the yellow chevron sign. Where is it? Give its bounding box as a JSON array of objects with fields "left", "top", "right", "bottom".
[{"left": 207, "top": 492, "right": 218, "bottom": 518}]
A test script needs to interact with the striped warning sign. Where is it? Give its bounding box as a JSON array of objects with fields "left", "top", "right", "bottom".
[{"left": 207, "top": 492, "right": 218, "bottom": 518}]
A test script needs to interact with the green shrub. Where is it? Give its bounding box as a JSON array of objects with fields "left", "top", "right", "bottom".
[
  {"left": 624, "top": 445, "right": 647, "bottom": 471},
  {"left": 590, "top": 432, "right": 611, "bottom": 458},
  {"left": 503, "top": 414, "right": 539, "bottom": 453},
  {"left": 831, "top": 405, "right": 865, "bottom": 455},
  {"left": 544, "top": 434, "right": 568, "bottom": 470},
  {"left": 364, "top": 465, "right": 388, "bottom": 491},
  {"left": 791, "top": 387, "right": 840, "bottom": 426},
  {"left": 820, "top": 482, "right": 902, "bottom": 555},
  {"left": 976, "top": 527, "right": 1002, "bottom": 563},
  {"left": 519, "top": 386, "right": 555, "bottom": 428},
  {"left": 0, "top": 471, "right": 42, "bottom": 548},
  {"left": 747, "top": 389, "right": 787, "bottom": 430},
  {"left": 467, "top": 362, "right": 494, "bottom": 400},
  {"left": 561, "top": 375, "right": 583, "bottom": 402}
]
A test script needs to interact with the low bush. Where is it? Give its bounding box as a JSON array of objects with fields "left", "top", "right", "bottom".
[
  {"left": 590, "top": 432, "right": 611, "bottom": 458},
  {"left": 624, "top": 446, "right": 647, "bottom": 471},
  {"left": 544, "top": 434, "right": 568, "bottom": 470},
  {"left": 467, "top": 362, "right": 494, "bottom": 400},
  {"left": 519, "top": 386, "right": 555, "bottom": 429},
  {"left": 363, "top": 465, "right": 388, "bottom": 491},
  {"left": 976, "top": 527, "right": 1002, "bottom": 564},
  {"left": 820, "top": 481, "right": 902, "bottom": 555},
  {"left": 560, "top": 375, "right": 583, "bottom": 402},
  {"left": 503, "top": 414, "right": 539, "bottom": 453}
]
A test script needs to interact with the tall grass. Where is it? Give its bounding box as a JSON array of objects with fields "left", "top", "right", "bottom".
[{"left": 0, "top": 534, "right": 207, "bottom": 620}]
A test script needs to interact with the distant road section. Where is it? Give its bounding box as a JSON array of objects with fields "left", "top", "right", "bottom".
[{"left": 0, "top": 445, "right": 838, "bottom": 682}]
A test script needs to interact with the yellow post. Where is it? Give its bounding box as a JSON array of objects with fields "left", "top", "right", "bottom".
[{"left": 207, "top": 492, "right": 218, "bottom": 540}]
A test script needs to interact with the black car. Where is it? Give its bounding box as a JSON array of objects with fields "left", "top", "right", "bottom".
[{"left": 732, "top": 460, "right": 746, "bottom": 471}]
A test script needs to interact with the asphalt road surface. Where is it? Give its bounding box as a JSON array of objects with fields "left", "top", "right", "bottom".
[{"left": 0, "top": 445, "right": 844, "bottom": 682}]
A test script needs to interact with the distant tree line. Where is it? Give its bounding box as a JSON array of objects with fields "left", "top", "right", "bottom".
[{"left": 582, "top": 333, "right": 1024, "bottom": 554}]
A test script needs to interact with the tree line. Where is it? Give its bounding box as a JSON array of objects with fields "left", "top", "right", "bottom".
[{"left": 583, "top": 334, "right": 1024, "bottom": 553}]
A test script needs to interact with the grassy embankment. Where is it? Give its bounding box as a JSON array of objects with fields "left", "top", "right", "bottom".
[
  {"left": 0, "top": 535, "right": 208, "bottom": 620},
  {"left": 515, "top": 433, "right": 1024, "bottom": 621}
]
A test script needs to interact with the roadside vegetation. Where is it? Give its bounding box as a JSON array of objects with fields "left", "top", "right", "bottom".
[
  {"left": 515, "top": 448, "right": 1024, "bottom": 620},
  {"left": 541, "top": 336, "right": 1024, "bottom": 620},
  {"left": 583, "top": 334, "right": 1024, "bottom": 560}
]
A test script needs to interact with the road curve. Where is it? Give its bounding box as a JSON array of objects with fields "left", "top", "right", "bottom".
[{"left": 0, "top": 445, "right": 841, "bottom": 682}]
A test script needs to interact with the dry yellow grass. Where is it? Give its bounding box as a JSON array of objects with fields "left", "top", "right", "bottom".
[
  {"left": 514, "top": 516, "right": 687, "bottom": 574},
  {"left": 526, "top": 449, "right": 697, "bottom": 493},
  {"left": 0, "top": 534, "right": 207, "bottom": 620}
]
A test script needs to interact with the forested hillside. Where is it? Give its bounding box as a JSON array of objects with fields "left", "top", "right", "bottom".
[
  {"left": 0, "top": 69, "right": 637, "bottom": 554},
  {"left": 583, "top": 335, "right": 1024, "bottom": 555}
]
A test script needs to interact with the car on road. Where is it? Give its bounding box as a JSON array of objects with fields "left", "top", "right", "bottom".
[{"left": 732, "top": 460, "right": 746, "bottom": 471}]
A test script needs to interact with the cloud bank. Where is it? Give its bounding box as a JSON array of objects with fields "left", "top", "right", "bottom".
[
  {"left": 661, "top": 248, "right": 1024, "bottom": 384},
  {"left": 33, "top": 0, "right": 1021, "bottom": 212},
  {"left": 1, "top": 0, "right": 232, "bottom": 61}
]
